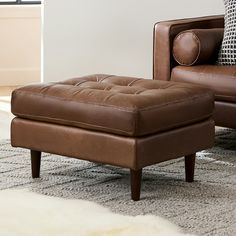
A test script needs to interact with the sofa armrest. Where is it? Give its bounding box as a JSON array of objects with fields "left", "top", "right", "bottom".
[{"left": 153, "top": 15, "right": 224, "bottom": 81}]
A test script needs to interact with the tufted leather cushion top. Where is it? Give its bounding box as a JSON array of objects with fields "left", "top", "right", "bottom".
[{"left": 11, "top": 74, "right": 214, "bottom": 137}]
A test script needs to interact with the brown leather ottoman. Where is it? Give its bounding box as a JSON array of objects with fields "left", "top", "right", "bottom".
[{"left": 11, "top": 74, "right": 215, "bottom": 201}]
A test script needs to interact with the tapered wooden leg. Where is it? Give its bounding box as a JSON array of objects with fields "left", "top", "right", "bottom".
[
  {"left": 130, "top": 169, "right": 142, "bottom": 201},
  {"left": 31, "top": 150, "right": 41, "bottom": 178},
  {"left": 185, "top": 154, "right": 195, "bottom": 182}
]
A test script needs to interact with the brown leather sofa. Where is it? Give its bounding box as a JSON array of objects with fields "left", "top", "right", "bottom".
[{"left": 153, "top": 15, "right": 236, "bottom": 129}]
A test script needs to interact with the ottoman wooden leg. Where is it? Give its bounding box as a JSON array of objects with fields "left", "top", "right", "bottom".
[
  {"left": 31, "top": 150, "right": 41, "bottom": 178},
  {"left": 130, "top": 169, "right": 142, "bottom": 201},
  {"left": 185, "top": 154, "right": 195, "bottom": 182}
]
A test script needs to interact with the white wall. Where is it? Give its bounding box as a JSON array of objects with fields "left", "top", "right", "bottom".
[
  {"left": 0, "top": 6, "right": 41, "bottom": 86},
  {"left": 44, "top": 0, "right": 224, "bottom": 82}
]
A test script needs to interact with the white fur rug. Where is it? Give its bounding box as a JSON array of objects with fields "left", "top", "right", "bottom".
[{"left": 0, "top": 190, "right": 194, "bottom": 236}]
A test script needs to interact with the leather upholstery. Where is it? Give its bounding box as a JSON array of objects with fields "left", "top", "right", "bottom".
[
  {"left": 153, "top": 15, "right": 236, "bottom": 129},
  {"left": 11, "top": 118, "right": 215, "bottom": 170},
  {"left": 11, "top": 74, "right": 214, "bottom": 137},
  {"left": 153, "top": 15, "right": 224, "bottom": 81},
  {"left": 173, "top": 29, "right": 224, "bottom": 66},
  {"left": 214, "top": 101, "right": 236, "bottom": 129},
  {"left": 171, "top": 65, "right": 236, "bottom": 103}
]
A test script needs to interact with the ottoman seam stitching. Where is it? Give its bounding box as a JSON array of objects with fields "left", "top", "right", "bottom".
[
  {"left": 12, "top": 112, "right": 134, "bottom": 135},
  {"left": 128, "top": 79, "right": 142, "bottom": 86},
  {"left": 98, "top": 75, "right": 115, "bottom": 82},
  {"left": 74, "top": 80, "right": 88, "bottom": 86},
  {"left": 13, "top": 91, "right": 212, "bottom": 113},
  {"left": 13, "top": 112, "right": 212, "bottom": 137},
  {"left": 13, "top": 91, "right": 136, "bottom": 112},
  {"left": 139, "top": 93, "right": 212, "bottom": 111}
]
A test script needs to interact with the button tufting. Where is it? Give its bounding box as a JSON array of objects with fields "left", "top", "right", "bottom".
[{"left": 12, "top": 74, "right": 214, "bottom": 136}]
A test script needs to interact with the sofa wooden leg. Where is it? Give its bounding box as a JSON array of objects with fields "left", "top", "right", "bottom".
[
  {"left": 185, "top": 154, "right": 195, "bottom": 182},
  {"left": 31, "top": 150, "right": 41, "bottom": 178},
  {"left": 130, "top": 169, "right": 142, "bottom": 201}
]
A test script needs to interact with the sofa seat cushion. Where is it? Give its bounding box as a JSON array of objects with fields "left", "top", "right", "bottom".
[
  {"left": 11, "top": 74, "right": 214, "bottom": 137},
  {"left": 171, "top": 65, "right": 236, "bottom": 103}
]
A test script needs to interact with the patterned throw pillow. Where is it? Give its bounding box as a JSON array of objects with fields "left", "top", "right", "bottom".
[{"left": 218, "top": 0, "right": 236, "bottom": 65}]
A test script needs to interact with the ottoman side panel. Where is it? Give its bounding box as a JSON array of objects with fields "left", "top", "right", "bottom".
[
  {"left": 11, "top": 118, "right": 137, "bottom": 169},
  {"left": 136, "top": 119, "right": 215, "bottom": 169}
]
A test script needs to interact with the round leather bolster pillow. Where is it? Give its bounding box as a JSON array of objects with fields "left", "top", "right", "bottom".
[{"left": 173, "top": 28, "right": 224, "bottom": 66}]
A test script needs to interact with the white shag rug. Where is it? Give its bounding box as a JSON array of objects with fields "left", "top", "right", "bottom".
[{"left": 0, "top": 189, "right": 194, "bottom": 236}]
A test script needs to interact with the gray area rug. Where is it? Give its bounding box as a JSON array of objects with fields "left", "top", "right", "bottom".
[{"left": 0, "top": 128, "right": 235, "bottom": 236}]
